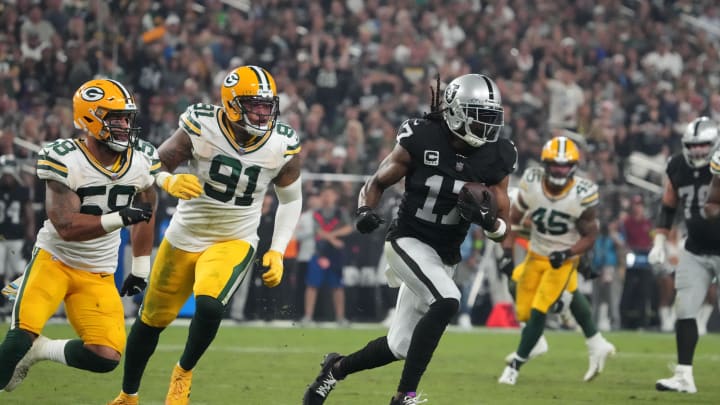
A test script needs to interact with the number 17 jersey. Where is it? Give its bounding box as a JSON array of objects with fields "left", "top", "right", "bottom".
[{"left": 165, "top": 103, "right": 301, "bottom": 252}]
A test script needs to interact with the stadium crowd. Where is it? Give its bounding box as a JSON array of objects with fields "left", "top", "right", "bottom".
[{"left": 1, "top": 0, "right": 720, "bottom": 330}]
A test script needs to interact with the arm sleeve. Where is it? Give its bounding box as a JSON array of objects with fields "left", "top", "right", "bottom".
[{"left": 270, "top": 176, "right": 303, "bottom": 253}]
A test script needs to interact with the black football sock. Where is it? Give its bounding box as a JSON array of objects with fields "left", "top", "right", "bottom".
[
  {"left": 334, "top": 336, "right": 398, "bottom": 380},
  {"left": 516, "top": 309, "right": 546, "bottom": 364},
  {"left": 122, "top": 319, "right": 164, "bottom": 394},
  {"left": 0, "top": 329, "right": 33, "bottom": 389},
  {"left": 64, "top": 339, "right": 119, "bottom": 372},
  {"left": 676, "top": 318, "right": 698, "bottom": 366},
  {"left": 179, "top": 295, "right": 224, "bottom": 370},
  {"left": 570, "top": 291, "right": 597, "bottom": 338},
  {"left": 397, "top": 298, "right": 458, "bottom": 394}
]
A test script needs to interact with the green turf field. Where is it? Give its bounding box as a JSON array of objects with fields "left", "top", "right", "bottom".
[{"left": 0, "top": 322, "right": 717, "bottom": 404}]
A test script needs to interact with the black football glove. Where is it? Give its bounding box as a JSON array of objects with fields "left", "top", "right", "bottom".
[
  {"left": 577, "top": 252, "right": 600, "bottom": 279},
  {"left": 548, "top": 249, "right": 572, "bottom": 269},
  {"left": 457, "top": 188, "right": 497, "bottom": 231},
  {"left": 119, "top": 274, "right": 147, "bottom": 297},
  {"left": 497, "top": 248, "right": 515, "bottom": 278},
  {"left": 355, "top": 206, "right": 385, "bottom": 234},
  {"left": 119, "top": 202, "right": 153, "bottom": 226}
]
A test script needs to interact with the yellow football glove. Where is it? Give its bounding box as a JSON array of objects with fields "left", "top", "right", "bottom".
[
  {"left": 161, "top": 173, "right": 203, "bottom": 200},
  {"left": 261, "top": 250, "right": 284, "bottom": 288}
]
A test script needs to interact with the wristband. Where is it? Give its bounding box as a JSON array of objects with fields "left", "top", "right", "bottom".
[
  {"left": 100, "top": 212, "right": 124, "bottom": 233},
  {"left": 131, "top": 255, "right": 151, "bottom": 279},
  {"left": 484, "top": 218, "right": 507, "bottom": 240},
  {"left": 155, "top": 171, "right": 171, "bottom": 188}
]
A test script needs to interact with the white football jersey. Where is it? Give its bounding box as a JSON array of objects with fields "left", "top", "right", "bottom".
[
  {"left": 711, "top": 149, "right": 720, "bottom": 175},
  {"left": 35, "top": 138, "right": 159, "bottom": 273},
  {"left": 165, "top": 103, "right": 300, "bottom": 252},
  {"left": 515, "top": 167, "right": 599, "bottom": 256}
]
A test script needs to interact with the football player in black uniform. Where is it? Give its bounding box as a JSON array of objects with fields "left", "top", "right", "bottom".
[
  {"left": 0, "top": 155, "right": 35, "bottom": 308},
  {"left": 303, "top": 74, "right": 517, "bottom": 405},
  {"left": 649, "top": 116, "right": 720, "bottom": 394}
]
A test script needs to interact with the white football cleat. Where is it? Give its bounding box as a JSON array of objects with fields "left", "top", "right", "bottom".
[
  {"left": 583, "top": 336, "right": 616, "bottom": 382},
  {"left": 656, "top": 365, "right": 697, "bottom": 393},
  {"left": 498, "top": 366, "right": 519, "bottom": 385},
  {"left": 504, "top": 334, "right": 548, "bottom": 364},
  {"left": 4, "top": 335, "right": 49, "bottom": 392}
]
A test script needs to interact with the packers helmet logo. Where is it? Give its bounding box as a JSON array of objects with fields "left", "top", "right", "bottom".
[
  {"left": 445, "top": 83, "right": 460, "bottom": 103},
  {"left": 223, "top": 73, "right": 240, "bottom": 87},
  {"left": 81, "top": 87, "right": 105, "bottom": 101}
]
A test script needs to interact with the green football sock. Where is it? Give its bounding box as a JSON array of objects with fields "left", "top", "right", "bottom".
[
  {"left": 0, "top": 329, "right": 33, "bottom": 389},
  {"left": 64, "top": 339, "right": 118, "bottom": 372},
  {"left": 516, "top": 309, "right": 546, "bottom": 361},
  {"left": 179, "top": 295, "right": 224, "bottom": 370},
  {"left": 122, "top": 320, "right": 164, "bottom": 394},
  {"left": 570, "top": 291, "right": 597, "bottom": 338}
]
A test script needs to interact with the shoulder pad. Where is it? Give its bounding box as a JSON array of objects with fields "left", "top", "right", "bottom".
[
  {"left": 665, "top": 154, "right": 685, "bottom": 177},
  {"left": 179, "top": 103, "right": 220, "bottom": 137},
  {"left": 37, "top": 139, "right": 73, "bottom": 183},
  {"left": 497, "top": 138, "right": 519, "bottom": 175},
  {"left": 134, "top": 140, "right": 162, "bottom": 175},
  {"left": 575, "top": 177, "right": 599, "bottom": 208},
  {"left": 274, "top": 121, "right": 301, "bottom": 156},
  {"left": 711, "top": 149, "right": 720, "bottom": 175}
]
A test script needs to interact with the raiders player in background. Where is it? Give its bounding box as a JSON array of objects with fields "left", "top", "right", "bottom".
[
  {"left": 303, "top": 74, "right": 517, "bottom": 405},
  {"left": 652, "top": 116, "right": 720, "bottom": 394},
  {"left": 0, "top": 154, "right": 34, "bottom": 311}
]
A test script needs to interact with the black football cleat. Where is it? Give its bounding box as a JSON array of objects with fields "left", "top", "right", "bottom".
[{"left": 303, "top": 352, "right": 344, "bottom": 404}]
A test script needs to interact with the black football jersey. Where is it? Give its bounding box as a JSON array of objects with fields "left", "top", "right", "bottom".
[
  {"left": 386, "top": 117, "right": 517, "bottom": 265},
  {"left": 0, "top": 184, "right": 30, "bottom": 240},
  {"left": 666, "top": 154, "right": 720, "bottom": 255}
]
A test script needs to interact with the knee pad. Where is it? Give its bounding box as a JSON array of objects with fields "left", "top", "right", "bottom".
[
  {"left": 430, "top": 297, "right": 460, "bottom": 320},
  {"left": 195, "top": 295, "right": 225, "bottom": 322}
]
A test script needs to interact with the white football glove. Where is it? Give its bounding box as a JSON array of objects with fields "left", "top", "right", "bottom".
[{"left": 648, "top": 233, "right": 667, "bottom": 265}]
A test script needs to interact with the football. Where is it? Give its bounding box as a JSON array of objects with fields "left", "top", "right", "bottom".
[{"left": 458, "top": 182, "right": 498, "bottom": 227}]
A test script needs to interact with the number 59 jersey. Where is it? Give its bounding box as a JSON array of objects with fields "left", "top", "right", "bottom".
[
  {"left": 35, "top": 138, "right": 159, "bottom": 273},
  {"left": 516, "top": 166, "right": 599, "bottom": 257},
  {"left": 165, "top": 103, "right": 301, "bottom": 252}
]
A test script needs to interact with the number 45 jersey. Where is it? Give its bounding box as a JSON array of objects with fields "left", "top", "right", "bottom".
[
  {"left": 166, "top": 103, "right": 300, "bottom": 252},
  {"left": 35, "top": 138, "right": 159, "bottom": 273},
  {"left": 517, "top": 166, "right": 599, "bottom": 257}
]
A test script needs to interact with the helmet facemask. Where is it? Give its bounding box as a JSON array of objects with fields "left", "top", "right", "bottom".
[
  {"left": 681, "top": 117, "right": 719, "bottom": 168},
  {"left": 543, "top": 161, "right": 577, "bottom": 187},
  {"left": 445, "top": 98, "right": 503, "bottom": 147},
  {"left": 227, "top": 95, "right": 279, "bottom": 138},
  {"left": 92, "top": 108, "right": 140, "bottom": 152}
]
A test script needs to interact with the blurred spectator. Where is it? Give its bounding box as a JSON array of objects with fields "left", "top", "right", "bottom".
[{"left": 302, "top": 185, "right": 353, "bottom": 326}]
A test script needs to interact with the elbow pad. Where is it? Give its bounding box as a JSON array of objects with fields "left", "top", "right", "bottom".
[{"left": 657, "top": 204, "right": 676, "bottom": 229}]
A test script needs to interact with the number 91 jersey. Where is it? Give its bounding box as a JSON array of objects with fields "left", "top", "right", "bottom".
[
  {"left": 35, "top": 138, "right": 159, "bottom": 273},
  {"left": 166, "top": 103, "right": 300, "bottom": 252},
  {"left": 516, "top": 166, "right": 599, "bottom": 257}
]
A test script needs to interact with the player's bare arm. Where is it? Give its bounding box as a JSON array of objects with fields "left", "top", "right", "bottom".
[
  {"left": 501, "top": 194, "right": 527, "bottom": 250},
  {"left": 704, "top": 175, "right": 720, "bottom": 219},
  {"left": 46, "top": 180, "right": 110, "bottom": 241},
  {"left": 358, "top": 143, "right": 411, "bottom": 209},
  {"left": 158, "top": 128, "right": 195, "bottom": 172},
  {"left": 23, "top": 199, "right": 35, "bottom": 241},
  {"left": 130, "top": 186, "right": 158, "bottom": 258},
  {"left": 570, "top": 206, "right": 599, "bottom": 256},
  {"left": 489, "top": 175, "right": 511, "bottom": 241},
  {"left": 273, "top": 154, "right": 302, "bottom": 187}
]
